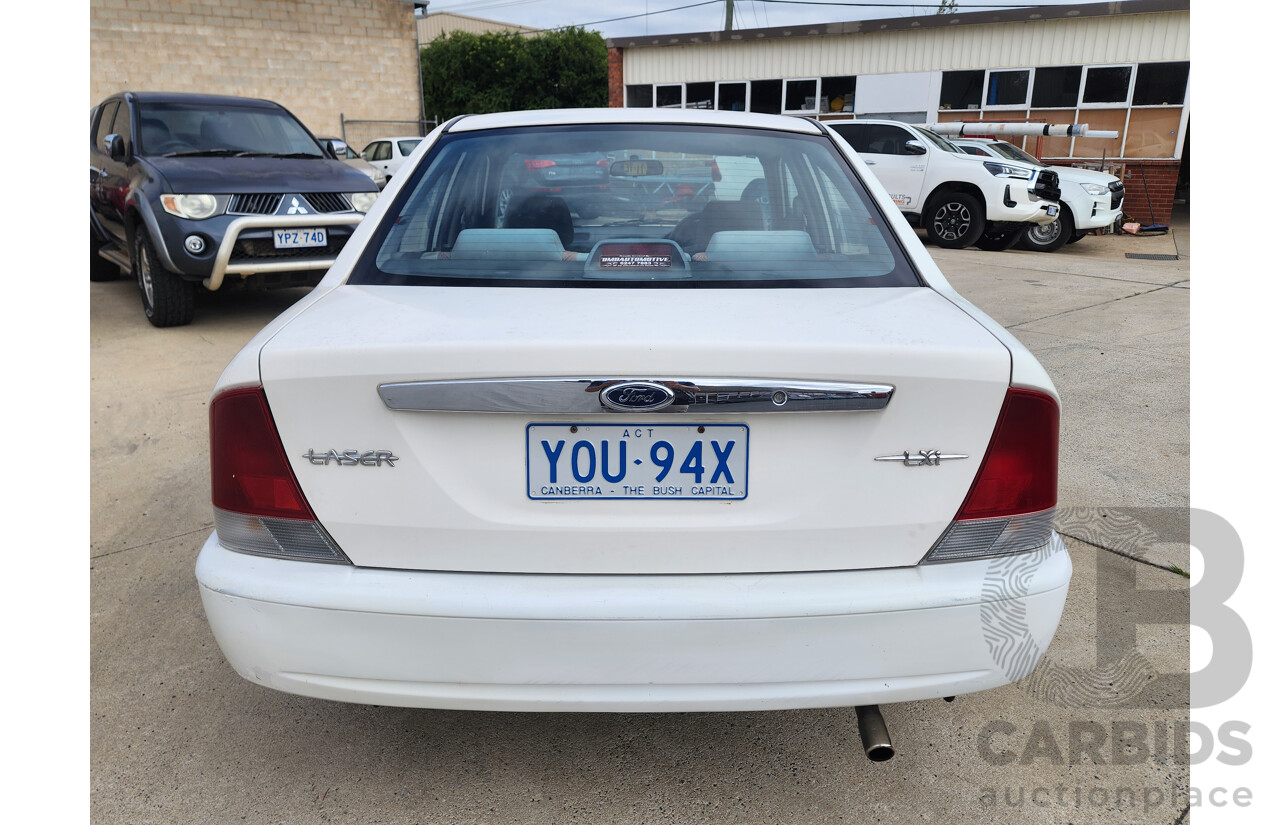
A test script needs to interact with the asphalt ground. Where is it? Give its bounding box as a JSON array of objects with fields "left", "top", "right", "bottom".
[{"left": 90, "top": 213, "right": 1191, "bottom": 824}]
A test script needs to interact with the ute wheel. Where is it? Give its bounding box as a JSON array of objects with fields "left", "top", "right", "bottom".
[
  {"left": 1019, "top": 210, "right": 1073, "bottom": 253},
  {"left": 975, "top": 226, "right": 1023, "bottom": 252},
  {"left": 90, "top": 230, "right": 119, "bottom": 282},
  {"left": 925, "top": 193, "right": 985, "bottom": 249},
  {"left": 134, "top": 227, "right": 195, "bottom": 327}
]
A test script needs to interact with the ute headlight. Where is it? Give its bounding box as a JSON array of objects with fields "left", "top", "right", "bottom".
[
  {"left": 1080, "top": 183, "right": 1109, "bottom": 196},
  {"left": 347, "top": 191, "right": 378, "bottom": 213},
  {"left": 160, "top": 194, "right": 223, "bottom": 220},
  {"left": 982, "top": 161, "right": 1033, "bottom": 181}
]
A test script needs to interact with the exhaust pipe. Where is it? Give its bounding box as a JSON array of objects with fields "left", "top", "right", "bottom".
[{"left": 855, "top": 705, "right": 895, "bottom": 762}]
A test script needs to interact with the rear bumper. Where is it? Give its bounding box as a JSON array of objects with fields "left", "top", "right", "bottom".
[{"left": 196, "top": 532, "right": 1071, "bottom": 712}]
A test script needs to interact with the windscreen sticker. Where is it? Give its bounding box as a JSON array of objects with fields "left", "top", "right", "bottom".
[{"left": 599, "top": 252, "right": 672, "bottom": 268}]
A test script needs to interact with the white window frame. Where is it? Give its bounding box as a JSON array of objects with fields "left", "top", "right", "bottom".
[
  {"left": 654, "top": 83, "right": 685, "bottom": 109},
  {"left": 781, "top": 77, "right": 821, "bottom": 115},
  {"left": 981, "top": 68, "right": 1033, "bottom": 111},
  {"left": 624, "top": 84, "right": 654, "bottom": 108},
  {"left": 715, "top": 80, "right": 750, "bottom": 112},
  {"left": 682, "top": 82, "right": 716, "bottom": 110},
  {"left": 1078, "top": 63, "right": 1137, "bottom": 109},
  {"left": 1129, "top": 60, "right": 1190, "bottom": 108}
]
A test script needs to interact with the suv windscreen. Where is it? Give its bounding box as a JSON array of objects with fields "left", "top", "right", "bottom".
[
  {"left": 353, "top": 125, "right": 918, "bottom": 289},
  {"left": 916, "top": 128, "right": 961, "bottom": 153},
  {"left": 987, "top": 141, "right": 1043, "bottom": 166},
  {"left": 135, "top": 102, "right": 324, "bottom": 157}
]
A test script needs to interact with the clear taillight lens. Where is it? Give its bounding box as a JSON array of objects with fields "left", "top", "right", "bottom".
[
  {"left": 210, "top": 387, "right": 349, "bottom": 564},
  {"left": 923, "top": 388, "right": 1059, "bottom": 564}
]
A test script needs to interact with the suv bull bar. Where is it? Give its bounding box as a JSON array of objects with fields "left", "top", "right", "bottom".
[{"left": 205, "top": 213, "right": 365, "bottom": 291}]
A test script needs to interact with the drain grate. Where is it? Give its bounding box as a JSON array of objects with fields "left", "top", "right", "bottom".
[{"left": 1125, "top": 253, "right": 1179, "bottom": 261}]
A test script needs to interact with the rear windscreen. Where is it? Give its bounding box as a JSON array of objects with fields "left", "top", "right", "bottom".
[{"left": 350, "top": 124, "right": 919, "bottom": 289}]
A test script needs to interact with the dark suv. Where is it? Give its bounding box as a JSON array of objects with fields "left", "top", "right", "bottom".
[{"left": 90, "top": 92, "right": 379, "bottom": 326}]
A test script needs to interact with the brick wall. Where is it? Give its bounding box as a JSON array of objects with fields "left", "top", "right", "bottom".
[
  {"left": 607, "top": 48, "right": 624, "bottom": 108},
  {"left": 1045, "top": 158, "right": 1180, "bottom": 226},
  {"left": 90, "top": 0, "right": 422, "bottom": 139}
]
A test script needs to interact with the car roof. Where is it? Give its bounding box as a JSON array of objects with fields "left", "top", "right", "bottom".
[
  {"left": 447, "top": 108, "right": 824, "bottom": 135},
  {"left": 951, "top": 137, "right": 1000, "bottom": 144},
  {"left": 366, "top": 136, "right": 422, "bottom": 142},
  {"left": 121, "top": 91, "right": 284, "bottom": 109}
]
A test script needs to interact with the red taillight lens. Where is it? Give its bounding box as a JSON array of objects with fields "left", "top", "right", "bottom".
[
  {"left": 709, "top": 160, "right": 722, "bottom": 182},
  {"left": 956, "top": 388, "right": 1058, "bottom": 520},
  {"left": 210, "top": 387, "right": 315, "bottom": 520},
  {"left": 524, "top": 159, "right": 556, "bottom": 170}
]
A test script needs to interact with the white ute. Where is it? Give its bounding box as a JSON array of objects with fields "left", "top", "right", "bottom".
[
  {"left": 827, "top": 119, "right": 1061, "bottom": 250},
  {"left": 196, "top": 108, "right": 1070, "bottom": 760},
  {"left": 951, "top": 137, "right": 1125, "bottom": 252}
]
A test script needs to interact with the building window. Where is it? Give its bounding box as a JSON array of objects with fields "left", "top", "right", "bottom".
[
  {"left": 749, "top": 79, "right": 783, "bottom": 114},
  {"left": 625, "top": 85, "right": 652, "bottom": 108},
  {"left": 1082, "top": 66, "right": 1133, "bottom": 105},
  {"left": 986, "top": 70, "right": 1030, "bottom": 107},
  {"left": 655, "top": 84, "right": 683, "bottom": 108},
  {"left": 939, "top": 70, "right": 984, "bottom": 110},
  {"left": 717, "top": 82, "right": 747, "bottom": 111},
  {"left": 783, "top": 78, "right": 819, "bottom": 113},
  {"left": 822, "top": 76, "right": 855, "bottom": 114},
  {"left": 1133, "top": 61, "right": 1189, "bottom": 106},
  {"left": 685, "top": 82, "right": 715, "bottom": 109},
  {"left": 1031, "top": 66, "right": 1082, "bottom": 108}
]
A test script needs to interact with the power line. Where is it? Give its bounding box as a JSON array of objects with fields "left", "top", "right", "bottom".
[{"left": 529, "top": 1, "right": 724, "bottom": 33}]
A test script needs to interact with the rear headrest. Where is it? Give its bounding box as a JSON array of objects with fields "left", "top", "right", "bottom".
[
  {"left": 704, "top": 230, "right": 818, "bottom": 262},
  {"left": 449, "top": 228, "right": 567, "bottom": 261}
]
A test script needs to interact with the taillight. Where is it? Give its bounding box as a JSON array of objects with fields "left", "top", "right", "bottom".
[
  {"left": 923, "top": 388, "right": 1058, "bottom": 564},
  {"left": 524, "top": 159, "right": 556, "bottom": 170},
  {"left": 210, "top": 387, "right": 348, "bottom": 564},
  {"left": 709, "top": 160, "right": 722, "bottom": 182},
  {"left": 956, "top": 388, "right": 1058, "bottom": 520}
]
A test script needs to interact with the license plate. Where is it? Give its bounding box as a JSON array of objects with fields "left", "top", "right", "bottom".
[
  {"left": 273, "top": 228, "right": 327, "bottom": 249},
  {"left": 527, "top": 423, "right": 748, "bottom": 500},
  {"left": 1046, "top": 205, "right": 1059, "bottom": 218}
]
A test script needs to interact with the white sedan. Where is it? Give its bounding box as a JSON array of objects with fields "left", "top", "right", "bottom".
[
  {"left": 197, "top": 109, "right": 1069, "bottom": 759},
  {"left": 360, "top": 135, "right": 423, "bottom": 181}
]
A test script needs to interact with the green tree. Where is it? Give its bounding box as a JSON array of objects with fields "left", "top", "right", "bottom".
[{"left": 420, "top": 27, "right": 607, "bottom": 121}]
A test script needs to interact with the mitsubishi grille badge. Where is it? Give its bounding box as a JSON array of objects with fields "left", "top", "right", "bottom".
[
  {"left": 287, "top": 197, "right": 309, "bottom": 215},
  {"left": 874, "top": 450, "right": 968, "bottom": 467}
]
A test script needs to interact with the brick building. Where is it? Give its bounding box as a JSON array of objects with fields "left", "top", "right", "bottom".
[
  {"left": 90, "top": 0, "right": 424, "bottom": 149},
  {"left": 608, "top": 0, "right": 1190, "bottom": 225}
]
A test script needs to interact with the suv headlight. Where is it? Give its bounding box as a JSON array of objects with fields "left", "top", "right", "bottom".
[
  {"left": 1079, "top": 183, "right": 1109, "bottom": 196},
  {"left": 160, "top": 194, "right": 224, "bottom": 220},
  {"left": 982, "top": 161, "right": 1033, "bottom": 180},
  {"left": 347, "top": 192, "right": 378, "bottom": 213}
]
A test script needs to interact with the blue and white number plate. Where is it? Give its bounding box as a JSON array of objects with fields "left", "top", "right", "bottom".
[
  {"left": 273, "top": 228, "right": 327, "bottom": 249},
  {"left": 527, "top": 423, "right": 748, "bottom": 500},
  {"left": 1046, "top": 205, "right": 1059, "bottom": 218}
]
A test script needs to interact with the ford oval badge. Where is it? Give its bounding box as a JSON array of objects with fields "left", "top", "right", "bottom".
[{"left": 600, "top": 381, "right": 675, "bottom": 412}]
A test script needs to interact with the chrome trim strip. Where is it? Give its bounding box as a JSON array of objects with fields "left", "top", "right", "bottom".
[{"left": 378, "top": 378, "right": 894, "bottom": 414}]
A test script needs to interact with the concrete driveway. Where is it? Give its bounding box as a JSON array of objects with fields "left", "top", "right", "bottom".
[{"left": 91, "top": 217, "right": 1190, "bottom": 824}]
